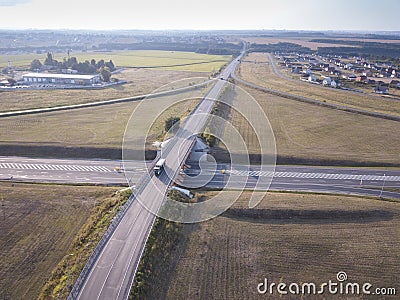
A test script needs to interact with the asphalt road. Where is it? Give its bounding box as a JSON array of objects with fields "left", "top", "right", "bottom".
[
  {"left": 2, "top": 45, "right": 399, "bottom": 299},
  {"left": 1, "top": 156, "right": 399, "bottom": 199},
  {"left": 70, "top": 49, "right": 247, "bottom": 300}
]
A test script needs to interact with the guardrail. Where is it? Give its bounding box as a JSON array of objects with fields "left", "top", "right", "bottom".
[{"left": 67, "top": 153, "right": 160, "bottom": 300}]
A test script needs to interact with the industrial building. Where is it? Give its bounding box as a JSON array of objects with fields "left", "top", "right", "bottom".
[{"left": 22, "top": 73, "right": 100, "bottom": 86}]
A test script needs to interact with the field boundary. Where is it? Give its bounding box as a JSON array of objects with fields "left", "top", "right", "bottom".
[{"left": 125, "top": 59, "right": 227, "bottom": 69}]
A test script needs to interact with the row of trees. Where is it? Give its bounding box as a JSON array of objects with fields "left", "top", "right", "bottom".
[{"left": 30, "top": 53, "right": 116, "bottom": 80}]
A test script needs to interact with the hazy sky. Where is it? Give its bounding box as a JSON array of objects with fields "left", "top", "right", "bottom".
[{"left": 0, "top": 0, "right": 399, "bottom": 31}]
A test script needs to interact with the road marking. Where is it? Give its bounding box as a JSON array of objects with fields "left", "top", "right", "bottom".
[
  {"left": 0, "top": 163, "right": 112, "bottom": 173},
  {"left": 228, "top": 170, "right": 400, "bottom": 182}
]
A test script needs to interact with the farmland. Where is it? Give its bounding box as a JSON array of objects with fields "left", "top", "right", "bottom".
[
  {"left": 0, "top": 82, "right": 207, "bottom": 159},
  {"left": 214, "top": 84, "right": 400, "bottom": 166},
  {"left": 243, "top": 37, "right": 357, "bottom": 50},
  {"left": 0, "top": 50, "right": 229, "bottom": 112},
  {"left": 0, "top": 182, "right": 118, "bottom": 300},
  {"left": 0, "top": 50, "right": 231, "bottom": 71},
  {"left": 243, "top": 36, "right": 400, "bottom": 50},
  {"left": 152, "top": 191, "right": 400, "bottom": 300}
]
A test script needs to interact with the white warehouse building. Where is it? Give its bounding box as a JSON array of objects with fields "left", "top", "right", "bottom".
[{"left": 22, "top": 73, "right": 100, "bottom": 85}]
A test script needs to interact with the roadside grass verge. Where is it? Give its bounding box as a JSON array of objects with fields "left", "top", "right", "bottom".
[
  {"left": 161, "top": 191, "right": 400, "bottom": 299},
  {"left": 0, "top": 182, "right": 119, "bottom": 300},
  {"left": 38, "top": 189, "right": 131, "bottom": 299},
  {"left": 129, "top": 190, "right": 194, "bottom": 300}
]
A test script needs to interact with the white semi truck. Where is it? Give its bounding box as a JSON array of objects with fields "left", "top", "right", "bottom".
[{"left": 154, "top": 158, "right": 166, "bottom": 176}]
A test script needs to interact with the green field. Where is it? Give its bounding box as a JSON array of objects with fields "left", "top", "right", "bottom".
[
  {"left": 0, "top": 182, "right": 118, "bottom": 300},
  {"left": 145, "top": 191, "right": 400, "bottom": 299},
  {"left": 1, "top": 50, "right": 230, "bottom": 72}
]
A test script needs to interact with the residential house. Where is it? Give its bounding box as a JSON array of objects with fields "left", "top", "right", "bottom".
[
  {"left": 308, "top": 74, "right": 317, "bottom": 82},
  {"left": 291, "top": 66, "right": 302, "bottom": 73},
  {"left": 348, "top": 74, "right": 357, "bottom": 81},
  {"left": 331, "top": 80, "right": 341, "bottom": 88},
  {"left": 331, "top": 70, "right": 341, "bottom": 76},
  {"left": 345, "top": 63, "right": 353, "bottom": 70},
  {"left": 356, "top": 75, "right": 368, "bottom": 83},
  {"left": 322, "top": 77, "right": 332, "bottom": 85},
  {"left": 374, "top": 86, "right": 389, "bottom": 94},
  {"left": 363, "top": 70, "right": 373, "bottom": 77},
  {"left": 325, "top": 66, "right": 335, "bottom": 73}
]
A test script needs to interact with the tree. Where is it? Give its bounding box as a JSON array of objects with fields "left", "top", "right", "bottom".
[
  {"left": 90, "top": 59, "right": 96, "bottom": 66},
  {"left": 67, "top": 57, "right": 78, "bottom": 68},
  {"left": 30, "top": 59, "right": 42, "bottom": 71},
  {"left": 44, "top": 52, "right": 56, "bottom": 66},
  {"left": 105, "top": 60, "right": 115, "bottom": 71},
  {"left": 96, "top": 59, "right": 105, "bottom": 69},
  {"left": 99, "top": 67, "right": 111, "bottom": 82},
  {"left": 165, "top": 117, "right": 180, "bottom": 132}
]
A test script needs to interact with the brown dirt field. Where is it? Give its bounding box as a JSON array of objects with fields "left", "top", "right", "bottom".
[
  {"left": 162, "top": 191, "right": 400, "bottom": 300},
  {"left": 323, "top": 37, "right": 400, "bottom": 44},
  {"left": 227, "top": 84, "right": 400, "bottom": 166},
  {"left": 243, "top": 37, "right": 358, "bottom": 50},
  {"left": 0, "top": 182, "right": 117, "bottom": 300},
  {"left": 0, "top": 68, "right": 207, "bottom": 112}
]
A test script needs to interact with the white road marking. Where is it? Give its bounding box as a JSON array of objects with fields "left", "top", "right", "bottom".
[
  {"left": 228, "top": 170, "right": 400, "bottom": 182},
  {"left": 0, "top": 163, "right": 112, "bottom": 173}
]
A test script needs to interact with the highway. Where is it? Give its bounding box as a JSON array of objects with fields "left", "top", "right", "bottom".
[
  {"left": 67, "top": 49, "right": 246, "bottom": 299},
  {"left": 2, "top": 45, "right": 399, "bottom": 299},
  {"left": 1, "top": 156, "right": 399, "bottom": 199}
]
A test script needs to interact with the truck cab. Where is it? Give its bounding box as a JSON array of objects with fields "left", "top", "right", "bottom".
[{"left": 154, "top": 158, "right": 166, "bottom": 176}]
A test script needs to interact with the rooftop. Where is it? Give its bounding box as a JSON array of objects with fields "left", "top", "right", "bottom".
[{"left": 23, "top": 73, "right": 99, "bottom": 80}]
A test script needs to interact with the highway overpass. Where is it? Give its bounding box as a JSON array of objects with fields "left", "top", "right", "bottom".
[{"left": 67, "top": 48, "right": 246, "bottom": 300}]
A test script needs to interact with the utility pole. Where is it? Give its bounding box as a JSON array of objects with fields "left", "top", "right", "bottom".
[
  {"left": 379, "top": 174, "right": 386, "bottom": 198},
  {"left": 1, "top": 195, "right": 5, "bottom": 223}
]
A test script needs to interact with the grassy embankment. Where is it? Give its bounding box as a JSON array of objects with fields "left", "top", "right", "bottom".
[{"left": 0, "top": 182, "right": 126, "bottom": 300}]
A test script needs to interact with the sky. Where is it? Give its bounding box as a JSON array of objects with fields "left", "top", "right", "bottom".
[{"left": 0, "top": 0, "right": 399, "bottom": 31}]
